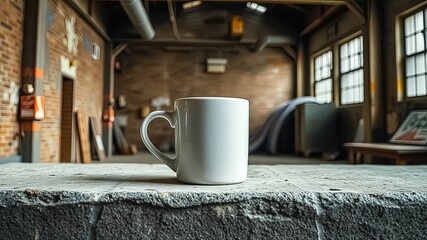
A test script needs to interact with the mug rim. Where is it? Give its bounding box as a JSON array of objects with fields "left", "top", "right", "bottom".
[{"left": 175, "top": 96, "right": 248, "bottom": 102}]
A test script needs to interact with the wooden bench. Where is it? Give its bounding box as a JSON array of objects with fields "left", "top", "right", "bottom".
[{"left": 344, "top": 143, "right": 427, "bottom": 165}]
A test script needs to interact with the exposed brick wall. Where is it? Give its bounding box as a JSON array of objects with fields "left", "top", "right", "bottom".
[
  {"left": 0, "top": 0, "right": 24, "bottom": 158},
  {"left": 42, "top": 0, "right": 105, "bottom": 162},
  {"left": 116, "top": 48, "right": 294, "bottom": 150}
]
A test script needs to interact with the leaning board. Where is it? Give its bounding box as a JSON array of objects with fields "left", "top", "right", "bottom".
[
  {"left": 76, "top": 111, "right": 92, "bottom": 163},
  {"left": 89, "top": 117, "right": 106, "bottom": 161}
]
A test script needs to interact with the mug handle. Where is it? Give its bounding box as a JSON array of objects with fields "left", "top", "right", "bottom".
[{"left": 140, "top": 111, "right": 177, "bottom": 172}]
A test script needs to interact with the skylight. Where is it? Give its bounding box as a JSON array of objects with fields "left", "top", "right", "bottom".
[{"left": 246, "top": 2, "right": 267, "bottom": 14}]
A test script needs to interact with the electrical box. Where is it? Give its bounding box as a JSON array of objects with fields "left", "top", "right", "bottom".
[{"left": 230, "top": 15, "right": 243, "bottom": 38}]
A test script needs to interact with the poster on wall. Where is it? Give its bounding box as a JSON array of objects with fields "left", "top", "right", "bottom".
[{"left": 390, "top": 110, "right": 427, "bottom": 145}]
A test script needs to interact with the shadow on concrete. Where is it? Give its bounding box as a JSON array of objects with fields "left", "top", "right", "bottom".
[
  {"left": 71, "top": 174, "right": 182, "bottom": 185},
  {"left": 104, "top": 151, "right": 347, "bottom": 165}
]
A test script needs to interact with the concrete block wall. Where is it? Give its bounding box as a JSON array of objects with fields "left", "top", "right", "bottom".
[
  {"left": 41, "top": 0, "right": 105, "bottom": 162},
  {"left": 0, "top": 0, "right": 24, "bottom": 158},
  {"left": 117, "top": 48, "right": 294, "bottom": 150}
]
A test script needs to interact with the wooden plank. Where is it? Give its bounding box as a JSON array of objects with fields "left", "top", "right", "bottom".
[
  {"left": 76, "top": 111, "right": 92, "bottom": 163},
  {"left": 344, "top": 143, "right": 427, "bottom": 151},
  {"left": 89, "top": 117, "right": 106, "bottom": 161}
]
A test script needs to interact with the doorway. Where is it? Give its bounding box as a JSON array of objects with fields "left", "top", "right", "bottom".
[{"left": 60, "top": 76, "right": 75, "bottom": 162}]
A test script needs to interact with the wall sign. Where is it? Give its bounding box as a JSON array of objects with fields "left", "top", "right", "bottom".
[
  {"left": 20, "top": 96, "right": 45, "bottom": 120},
  {"left": 60, "top": 56, "right": 77, "bottom": 79}
]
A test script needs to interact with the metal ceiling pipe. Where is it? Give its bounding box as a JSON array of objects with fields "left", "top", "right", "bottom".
[
  {"left": 113, "top": 38, "right": 257, "bottom": 46},
  {"left": 253, "top": 35, "right": 296, "bottom": 52},
  {"left": 119, "top": 0, "right": 155, "bottom": 40}
]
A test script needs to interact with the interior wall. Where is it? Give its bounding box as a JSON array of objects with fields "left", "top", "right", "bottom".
[
  {"left": 306, "top": 0, "right": 427, "bottom": 144},
  {"left": 307, "top": 10, "right": 364, "bottom": 143},
  {"left": 42, "top": 0, "right": 105, "bottom": 162},
  {"left": 382, "top": 0, "right": 427, "bottom": 137},
  {"left": 116, "top": 47, "right": 294, "bottom": 150},
  {"left": 0, "top": 0, "right": 24, "bottom": 159},
  {"left": 309, "top": 11, "right": 362, "bottom": 54}
]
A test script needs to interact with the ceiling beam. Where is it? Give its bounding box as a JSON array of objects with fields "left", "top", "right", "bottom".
[
  {"left": 96, "top": 0, "right": 353, "bottom": 5},
  {"left": 113, "top": 42, "right": 129, "bottom": 55},
  {"left": 283, "top": 4, "right": 308, "bottom": 13},
  {"left": 300, "top": 5, "right": 341, "bottom": 36},
  {"left": 283, "top": 45, "right": 296, "bottom": 59},
  {"left": 345, "top": 0, "right": 365, "bottom": 22}
]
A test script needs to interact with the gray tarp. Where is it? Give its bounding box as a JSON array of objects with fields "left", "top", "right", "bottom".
[{"left": 249, "top": 96, "right": 319, "bottom": 154}]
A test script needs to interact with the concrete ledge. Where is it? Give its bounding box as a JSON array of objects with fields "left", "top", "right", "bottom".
[{"left": 0, "top": 164, "right": 426, "bottom": 239}]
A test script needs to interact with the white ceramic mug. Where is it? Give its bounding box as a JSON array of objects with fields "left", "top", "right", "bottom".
[{"left": 140, "top": 97, "right": 249, "bottom": 185}]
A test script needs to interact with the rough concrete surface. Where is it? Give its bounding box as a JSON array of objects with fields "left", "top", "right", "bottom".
[{"left": 0, "top": 164, "right": 426, "bottom": 239}]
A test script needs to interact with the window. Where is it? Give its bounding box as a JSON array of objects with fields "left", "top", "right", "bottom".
[
  {"left": 91, "top": 43, "right": 100, "bottom": 60},
  {"left": 314, "top": 51, "right": 333, "bottom": 103},
  {"left": 340, "top": 36, "right": 364, "bottom": 105},
  {"left": 404, "top": 8, "right": 427, "bottom": 97}
]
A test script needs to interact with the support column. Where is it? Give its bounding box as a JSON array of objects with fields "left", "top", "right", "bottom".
[
  {"left": 20, "top": 0, "right": 47, "bottom": 162},
  {"left": 102, "top": 43, "right": 113, "bottom": 157},
  {"left": 367, "top": 0, "right": 385, "bottom": 142},
  {"left": 102, "top": 43, "right": 128, "bottom": 157},
  {"left": 296, "top": 40, "right": 307, "bottom": 97},
  {"left": 362, "top": 28, "right": 372, "bottom": 144},
  {"left": 282, "top": 46, "right": 297, "bottom": 98}
]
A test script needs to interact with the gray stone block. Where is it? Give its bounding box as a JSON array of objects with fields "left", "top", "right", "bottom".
[
  {"left": 96, "top": 193, "right": 318, "bottom": 240},
  {"left": 0, "top": 204, "right": 91, "bottom": 240},
  {"left": 317, "top": 193, "right": 427, "bottom": 240},
  {"left": 0, "top": 164, "right": 426, "bottom": 239}
]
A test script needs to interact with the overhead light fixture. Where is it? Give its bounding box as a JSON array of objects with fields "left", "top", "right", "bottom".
[
  {"left": 246, "top": 2, "right": 267, "bottom": 14},
  {"left": 183, "top": 1, "right": 201, "bottom": 10},
  {"left": 207, "top": 58, "right": 227, "bottom": 65},
  {"left": 256, "top": 5, "right": 267, "bottom": 13}
]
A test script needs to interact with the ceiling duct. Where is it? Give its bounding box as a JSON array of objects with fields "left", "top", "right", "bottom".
[
  {"left": 119, "top": 0, "right": 155, "bottom": 40},
  {"left": 253, "top": 35, "right": 296, "bottom": 52}
]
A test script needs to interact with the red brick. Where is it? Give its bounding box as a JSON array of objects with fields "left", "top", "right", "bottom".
[
  {"left": 0, "top": 0, "right": 22, "bottom": 158},
  {"left": 116, "top": 48, "right": 294, "bottom": 150},
  {"left": 39, "top": 0, "right": 105, "bottom": 162},
  {"left": 1, "top": 0, "right": 104, "bottom": 161}
]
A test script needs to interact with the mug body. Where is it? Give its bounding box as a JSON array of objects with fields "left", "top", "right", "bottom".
[{"left": 174, "top": 97, "right": 249, "bottom": 184}]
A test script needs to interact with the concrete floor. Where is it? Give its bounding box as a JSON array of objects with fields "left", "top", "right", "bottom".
[{"left": 104, "top": 151, "right": 347, "bottom": 165}]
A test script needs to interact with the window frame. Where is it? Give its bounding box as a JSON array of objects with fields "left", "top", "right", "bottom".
[
  {"left": 402, "top": 6, "right": 427, "bottom": 100},
  {"left": 338, "top": 35, "right": 365, "bottom": 106},
  {"left": 312, "top": 48, "right": 334, "bottom": 104}
]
